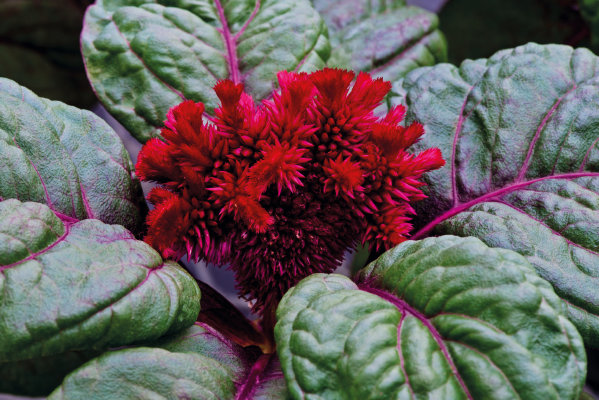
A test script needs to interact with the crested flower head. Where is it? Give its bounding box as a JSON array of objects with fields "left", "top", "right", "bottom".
[{"left": 136, "top": 68, "right": 445, "bottom": 314}]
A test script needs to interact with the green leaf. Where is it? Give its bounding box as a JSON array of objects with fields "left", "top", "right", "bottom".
[
  {"left": 0, "top": 78, "right": 147, "bottom": 237},
  {"left": 389, "top": 43, "right": 599, "bottom": 347},
  {"left": 81, "top": 0, "right": 330, "bottom": 143},
  {"left": 275, "top": 236, "right": 586, "bottom": 400},
  {"left": 0, "top": 199, "right": 201, "bottom": 362},
  {"left": 0, "top": 350, "right": 101, "bottom": 397},
  {"left": 314, "top": 0, "right": 447, "bottom": 82},
  {"left": 0, "top": 0, "right": 97, "bottom": 109},
  {"left": 48, "top": 322, "right": 288, "bottom": 399}
]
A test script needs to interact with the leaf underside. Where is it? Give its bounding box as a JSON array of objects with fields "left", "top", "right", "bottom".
[
  {"left": 389, "top": 43, "right": 599, "bottom": 347},
  {"left": 48, "top": 322, "right": 288, "bottom": 400},
  {"left": 0, "top": 77, "right": 147, "bottom": 237},
  {"left": 275, "top": 236, "right": 586, "bottom": 400},
  {"left": 81, "top": 0, "right": 330, "bottom": 143},
  {"left": 0, "top": 200, "right": 200, "bottom": 363},
  {"left": 314, "top": 0, "right": 447, "bottom": 83}
]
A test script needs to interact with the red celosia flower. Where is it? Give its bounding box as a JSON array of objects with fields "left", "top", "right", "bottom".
[{"left": 136, "top": 68, "right": 445, "bottom": 314}]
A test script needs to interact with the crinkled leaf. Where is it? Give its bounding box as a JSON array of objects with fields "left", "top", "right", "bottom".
[
  {"left": 0, "top": 199, "right": 201, "bottom": 362},
  {"left": 0, "top": 350, "right": 101, "bottom": 397},
  {"left": 48, "top": 322, "right": 288, "bottom": 399},
  {"left": 438, "top": 0, "right": 590, "bottom": 66},
  {"left": 0, "top": 78, "right": 147, "bottom": 236},
  {"left": 389, "top": 43, "right": 599, "bottom": 347},
  {"left": 81, "top": 0, "right": 330, "bottom": 143},
  {"left": 0, "top": 0, "right": 97, "bottom": 108},
  {"left": 314, "top": 0, "right": 446, "bottom": 82},
  {"left": 275, "top": 236, "right": 586, "bottom": 400}
]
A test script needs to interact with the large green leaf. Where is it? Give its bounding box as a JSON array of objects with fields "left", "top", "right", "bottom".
[
  {"left": 314, "top": 0, "right": 447, "bottom": 82},
  {"left": 0, "top": 199, "right": 201, "bottom": 362},
  {"left": 48, "top": 322, "right": 288, "bottom": 399},
  {"left": 0, "top": 0, "right": 96, "bottom": 109},
  {"left": 0, "top": 78, "right": 147, "bottom": 236},
  {"left": 81, "top": 0, "right": 330, "bottom": 143},
  {"left": 275, "top": 236, "right": 586, "bottom": 400},
  {"left": 389, "top": 43, "right": 599, "bottom": 347}
]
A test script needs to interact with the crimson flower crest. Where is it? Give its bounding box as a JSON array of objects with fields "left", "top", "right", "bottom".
[{"left": 136, "top": 68, "right": 445, "bottom": 313}]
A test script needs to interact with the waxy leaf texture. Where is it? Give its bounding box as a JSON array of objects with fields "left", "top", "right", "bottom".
[
  {"left": 48, "top": 323, "right": 288, "bottom": 399},
  {"left": 314, "top": 0, "right": 447, "bottom": 81},
  {"left": 389, "top": 43, "right": 599, "bottom": 347},
  {"left": 275, "top": 236, "right": 586, "bottom": 400},
  {"left": 0, "top": 200, "right": 201, "bottom": 362},
  {"left": 82, "top": 0, "right": 329, "bottom": 143},
  {"left": 0, "top": 78, "right": 146, "bottom": 237}
]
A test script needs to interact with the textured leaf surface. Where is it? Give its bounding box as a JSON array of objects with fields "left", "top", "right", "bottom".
[
  {"left": 275, "top": 236, "right": 586, "bottom": 400},
  {"left": 0, "top": 0, "right": 96, "bottom": 108},
  {"left": 389, "top": 43, "right": 599, "bottom": 347},
  {"left": 48, "top": 322, "right": 288, "bottom": 399},
  {"left": 0, "top": 200, "right": 201, "bottom": 362},
  {"left": 81, "top": 0, "right": 329, "bottom": 143},
  {"left": 0, "top": 78, "right": 147, "bottom": 236},
  {"left": 0, "top": 350, "right": 101, "bottom": 397},
  {"left": 314, "top": 0, "right": 446, "bottom": 82}
]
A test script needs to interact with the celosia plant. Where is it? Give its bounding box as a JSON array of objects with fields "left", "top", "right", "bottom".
[
  {"left": 1, "top": 2, "right": 595, "bottom": 393},
  {"left": 135, "top": 68, "right": 445, "bottom": 313}
]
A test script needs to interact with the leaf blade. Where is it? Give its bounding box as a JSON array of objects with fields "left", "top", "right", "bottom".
[
  {"left": 82, "top": 0, "right": 329, "bottom": 142},
  {"left": 0, "top": 78, "right": 147, "bottom": 236},
  {"left": 314, "top": 0, "right": 447, "bottom": 82},
  {"left": 388, "top": 44, "right": 599, "bottom": 346},
  {"left": 0, "top": 200, "right": 201, "bottom": 362},
  {"left": 48, "top": 323, "right": 289, "bottom": 399},
  {"left": 275, "top": 236, "right": 586, "bottom": 400}
]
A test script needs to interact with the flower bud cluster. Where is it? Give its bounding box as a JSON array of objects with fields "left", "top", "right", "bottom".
[{"left": 136, "top": 68, "right": 445, "bottom": 313}]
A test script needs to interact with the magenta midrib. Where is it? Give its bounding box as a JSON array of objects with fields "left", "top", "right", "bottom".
[
  {"left": 14, "top": 263, "right": 165, "bottom": 353},
  {"left": 580, "top": 135, "right": 599, "bottom": 172},
  {"left": 396, "top": 313, "right": 414, "bottom": 399},
  {"left": 359, "top": 284, "right": 473, "bottom": 400},
  {"left": 215, "top": 0, "right": 243, "bottom": 84},
  {"left": 236, "top": 352, "right": 272, "bottom": 400},
  {"left": 517, "top": 85, "right": 577, "bottom": 182},
  {"left": 494, "top": 199, "right": 599, "bottom": 259},
  {"left": 0, "top": 224, "right": 70, "bottom": 272},
  {"left": 195, "top": 320, "right": 280, "bottom": 399},
  {"left": 369, "top": 34, "right": 430, "bottom": 77},
  {"left": 10, "top": 135, "right": 54, "bottom": 212},
  {"left": 450, "top": 91, "right": 470, "bottom": 207},
  {"left": 411, "top": 171, "right": 599, "bottom": 240}
]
